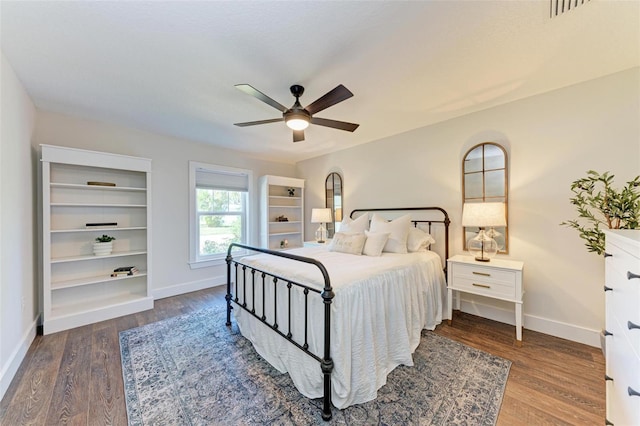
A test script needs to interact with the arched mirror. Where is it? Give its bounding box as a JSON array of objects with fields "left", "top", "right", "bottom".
[
  {"left": 325, "top": 172, "right": 343, "bottom": 238},
  {"left": 462, "top": 142, "right": 509, "bottom": 253}
]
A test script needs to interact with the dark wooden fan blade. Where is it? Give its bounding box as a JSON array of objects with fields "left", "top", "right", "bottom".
[
  {"left": 305, "top": 84, "right": 354, "bottom": 115},
  {"left": 293, "top": 130, "right": 305, "bottom": 142},
  {"left": 234, "top": 118, "right": 284, "bottom": 127},
  {"left": 310, "top": 117, "right": 359, "bottom": 132},
  {"left": 235, "top": 84, "right": 288, "bottom": 112}
]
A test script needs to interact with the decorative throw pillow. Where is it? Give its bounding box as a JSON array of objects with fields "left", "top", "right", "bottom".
[
  {"left": 329, "top": 232, "right": 366, "bottom": 255},
  {"left": 338, "top": 213, "right": 369, "bottom": 234},
  {"left": 369, "top": 214, "right": 410, "bottom": 254},
  {"left": 362, "top": 231, "right": 390, "bottom": 256},
  {"left": 407, "top": 227, "right": 436, "bottom": 252}
]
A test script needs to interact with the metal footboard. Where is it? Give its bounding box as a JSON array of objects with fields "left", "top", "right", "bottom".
[{"left": 225, "top": 243, "right": 335, "bottom": 421}]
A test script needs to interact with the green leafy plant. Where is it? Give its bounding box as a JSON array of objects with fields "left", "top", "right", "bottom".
[
  {"left": 95, "top": 234, "right": 116, "bottom": 243},
  {"left": 561, "top": 170, "right": 640, "bottom": 255}
]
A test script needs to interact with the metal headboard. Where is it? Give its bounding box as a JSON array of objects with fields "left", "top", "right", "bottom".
[{"left": 350, "top": 206, "right": 450, "bottom": 272}]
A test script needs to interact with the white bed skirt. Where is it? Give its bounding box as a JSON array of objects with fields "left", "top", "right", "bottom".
[{"left": 232, "top": 248, "right": 446, "bottom": 409}]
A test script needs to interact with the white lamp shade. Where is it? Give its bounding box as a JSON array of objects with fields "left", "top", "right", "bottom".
[
  {"left": 311, "top": 208, "right": 332, "bottom": 224},
  {"left": 462, "top": 202, "right": 506, "bottom": 228}
]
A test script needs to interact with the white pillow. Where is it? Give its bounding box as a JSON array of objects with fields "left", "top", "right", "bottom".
[
  {"left": 369, "top": 214, "right": 410, "bottom": 254},
  {"left": 407, "top": 227, "right": 436, "bottom": 252},
  {"left": 338, "top": 214, "right": 369, "bottom": 234},
  {"left": 362, "top": 231, "right": 390, "bottom": 257},
  {"left": 329, "top": 232, "right": 366, "bottom": 255}
]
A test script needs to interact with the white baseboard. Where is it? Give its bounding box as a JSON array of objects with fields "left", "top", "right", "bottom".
[
  {"left": 152, "top": 275, "right": 226, "bottom": 300},
  {"left": 459, "top": 298, "right": 601, "bottom": 348},
  {"left": 0, "top": 314, "right": 39, "bottom": 401}
]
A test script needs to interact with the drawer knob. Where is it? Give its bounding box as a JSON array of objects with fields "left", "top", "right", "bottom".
[
  {"left": 604, "top": 252, "right": 612, "bottom": 258},
  {"left": 629, "top": 387, "right": 640, "bottom": 397},
  {"left": 627, "top": 271, "right": 640, "bottom": 280},
  {"left": 472, "top": 283, "right": 491, "bottom": 289},
  {"left": 472, "top": 271, "right": 491, "bottom": 277},
  {"left": 628, "top": 321, "right": 640, "bottom": 330},
  {"left": 604, "top": 285, "right": 613, "bottom": 292},
  {"left": 605, "top": 374, "right": 614, "bottom": 381},
  {"left": 604, "top": 330, "right": 613, "bottom": 336}
]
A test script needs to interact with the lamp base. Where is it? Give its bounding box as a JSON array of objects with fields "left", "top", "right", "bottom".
[{"left": 474, "top": 256, "right": 491, "bottom": 262}]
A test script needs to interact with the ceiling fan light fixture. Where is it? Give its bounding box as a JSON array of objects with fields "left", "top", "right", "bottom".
[{"left": 285, "top": 115, "right": 309, "bottom": 131}]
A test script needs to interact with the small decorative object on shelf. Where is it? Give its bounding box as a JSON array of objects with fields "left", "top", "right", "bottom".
[
  {"left": 87, "top": 181, "right": 116, "bottom": 186},
  {"left": 287, "top": 187, "right": 295, "bottom": 197},
  {"left": 111, "top": 266, "right": 138, "bottom": 277},
  {"left": 86, "top": 222, "right": 118, "bottom": 228},
  {"left": 280, "top": 239, "right": 289, "bottom": 249},
  {"left": 275, "top": 215, "right": 289, "bottom": 222},
  {"left": 93, "top": 234, "right": 116, "bottom": 256}
]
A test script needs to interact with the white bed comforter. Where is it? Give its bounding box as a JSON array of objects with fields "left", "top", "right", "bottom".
[{"left": 232, "top": 246, "right": 446, "bottom": 409}]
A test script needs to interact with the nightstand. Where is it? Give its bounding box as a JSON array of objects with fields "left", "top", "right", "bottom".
[
  {"left": 447, "top": 254, "right": 525, "bottom": 346},
  {"left": 303, "top": 240, "right": 331, "bottom": 248}
]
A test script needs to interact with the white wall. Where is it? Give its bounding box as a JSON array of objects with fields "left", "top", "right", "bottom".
[
  {"left": 33, "top": 112, "right": 297, "bottom": 299},
  {"left": 297, "top": 67, "right": 640, "bottom": 347},
  {"left": 0, "top": 53, "right": 37, "bottom": 399}
]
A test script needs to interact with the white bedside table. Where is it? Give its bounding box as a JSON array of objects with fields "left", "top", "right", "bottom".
[
  {"left": 447, "top": 254, "right": 525, "bottom": 346},
  {"left": 303, "top": 240, "right": 331, "bottom": 248}
]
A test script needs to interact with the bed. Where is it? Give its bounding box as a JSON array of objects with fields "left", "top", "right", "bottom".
[{"left": 225, "top": 207, "right": 450, "bottom": 420}]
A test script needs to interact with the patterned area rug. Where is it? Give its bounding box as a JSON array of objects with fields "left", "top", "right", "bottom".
[{"left": 120, "top": 307, "right": 511, "bottom": 425}]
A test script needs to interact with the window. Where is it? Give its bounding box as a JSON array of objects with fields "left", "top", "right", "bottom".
[{"left": 189, "top": 162, "right": 252, "bottom": 268}]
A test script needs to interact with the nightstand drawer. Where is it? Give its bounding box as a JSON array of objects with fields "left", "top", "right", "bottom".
[
  {"left": 453, "top": 263, "right": 517, "bottom": 285},
  {"left": 450, "top": 276, "right": 516, "bottom": 299}
]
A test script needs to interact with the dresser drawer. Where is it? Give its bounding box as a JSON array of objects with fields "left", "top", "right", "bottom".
[
  {"left": 606, "top": 322, "right": 640, "bottom": 425},
  {"left": 606, "top": 243, "right": 640, "bottom": 338},
  {"left": 450, "top": 263, "right": 517, "bottom": 299}
]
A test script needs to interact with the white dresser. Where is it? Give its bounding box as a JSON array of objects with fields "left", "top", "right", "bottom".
[{"left": 604, "top": 230, "right": 640, "bottom": 425}]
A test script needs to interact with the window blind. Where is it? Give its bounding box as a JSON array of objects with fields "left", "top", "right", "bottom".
[{"left": 196, "top": 168, "right": 249, "bottom": 192}]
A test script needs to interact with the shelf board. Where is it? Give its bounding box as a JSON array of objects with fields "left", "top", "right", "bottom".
[
  {"left": 50, "top": 182, "right": 146, "bottom": 192},
  {"left": 50, "top": 292, "right": 150, "bottom": 317},
  {"left": 51, "top": 202, "right": 146, "bottom": 208},
  {"left": 268, "top": 205, "right": 301, "bottom": 209},
  {"left": 51, "top": 250, "right": 147, "bottom": 264},
  {"left": 269, "top": 231, "right": 302, "bottom": 237},
  {"left": 269, "top": 195, "right": 302, "bottom": 199},
  {"left": 269, "top": 221, "right": 302, "bottom": 224},
  {"left": 51, "top": 226, "right": 147, "bottom": 233},
  {"left": 52, "top": 271, "right": 148, "bottom": 290}
]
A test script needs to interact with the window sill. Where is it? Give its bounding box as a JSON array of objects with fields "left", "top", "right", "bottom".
[{"left": 188, "top": 257, "right": 225, "bottom": 269}]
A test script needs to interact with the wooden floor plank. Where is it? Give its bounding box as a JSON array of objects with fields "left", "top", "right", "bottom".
[
  {"left": 44, "top": 325, "right": 93, "bottom": 425},
  {"left": 1, "top": 286, "right": 605, "bottom": 425},
  {"left": 87, "top": 323, "right": 127, "bottom": 426}
]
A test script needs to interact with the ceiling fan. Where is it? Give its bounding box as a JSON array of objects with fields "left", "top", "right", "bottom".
[{"left": 234, "top": 84, "right": 359, "bottom": 142}]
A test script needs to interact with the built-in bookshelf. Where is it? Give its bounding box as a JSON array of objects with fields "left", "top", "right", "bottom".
[
  {"left": 41, "top": 144, "right": 153, "bottom": 334},
  {"left": 259, "top": 175, "right": 305, "bottom": 250}
]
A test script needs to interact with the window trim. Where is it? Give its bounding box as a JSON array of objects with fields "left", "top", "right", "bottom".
[{"left": 188, "top": 161, "right": 253, "bottom": 269}]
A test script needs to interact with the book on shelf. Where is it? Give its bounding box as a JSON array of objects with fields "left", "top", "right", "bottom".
[
  {"left": 86, "top": 222, "right": 118, "bottom": 228},
  {"left": 110, "top": 266, "right": 139, "bottom": 277}
]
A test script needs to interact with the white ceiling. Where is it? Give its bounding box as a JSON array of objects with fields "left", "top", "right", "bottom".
[{"left": 1, "top": 1, "right": 638, "bottom": 163}]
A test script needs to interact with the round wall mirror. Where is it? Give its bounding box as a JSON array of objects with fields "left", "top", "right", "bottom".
[
  {"left": 462, "top": 142, "right": 509, "bottom": 253},
  {"left": 325, "top": 172, "right": 343, "bottom": 238}
]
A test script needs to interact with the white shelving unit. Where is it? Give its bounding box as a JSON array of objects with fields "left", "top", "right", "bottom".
[
  {"left": 259, "top": 175, "right": 305, "bottom": 250},
  {"left": 41, "top": 144, "right": 153, "bottom": 334}
]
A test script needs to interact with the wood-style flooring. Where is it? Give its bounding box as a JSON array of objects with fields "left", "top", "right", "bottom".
[{"left": 0, "top": 286, "right": 605, "bottom": 425}]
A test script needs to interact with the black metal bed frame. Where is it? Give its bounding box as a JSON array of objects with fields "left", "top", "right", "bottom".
[{"left": 225, "top": 207, "right": 450, "bottom": 421}]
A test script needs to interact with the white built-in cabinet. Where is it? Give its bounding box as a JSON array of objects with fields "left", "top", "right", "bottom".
[
  {"left": 259, "top": 175, "right": 305, "bottom": 250},
  {"left": 41, "top": 144, "right": 153, "bottom": 334},
  {"left": 604, "top": 230, "right": 640, "bottom": 425}
]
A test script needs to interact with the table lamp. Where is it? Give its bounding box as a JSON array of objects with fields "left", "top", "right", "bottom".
[
  {"left": 461, "top": 202, "right": 506, "bottom": 262},
  {"left": 311, "top": 208, "right": 332, "bottom": 243}
]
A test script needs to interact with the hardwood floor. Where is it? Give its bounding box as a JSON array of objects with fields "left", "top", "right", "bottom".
[{"left": 0, "top": 286, "right": 605, "bottom": 425}]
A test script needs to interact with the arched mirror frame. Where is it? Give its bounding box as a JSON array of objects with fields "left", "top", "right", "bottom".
[
  {"left": 462, "top": 142, "right": 509, "bottom": 254},
  {"left": 325, "top": 172, "right": 343, "bottom": 238}
]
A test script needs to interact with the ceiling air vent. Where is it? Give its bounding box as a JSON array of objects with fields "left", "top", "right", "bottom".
[{"left": 550, "top": 0, "right": 591, "bottom": 18}]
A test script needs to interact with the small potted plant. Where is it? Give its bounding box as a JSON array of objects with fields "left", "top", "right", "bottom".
[
  {"left": 93, "top": 234, "right": 116, "bottom": 256},
  {"left": 561, "top": 170, "right": 639, "bottom": 255}
]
